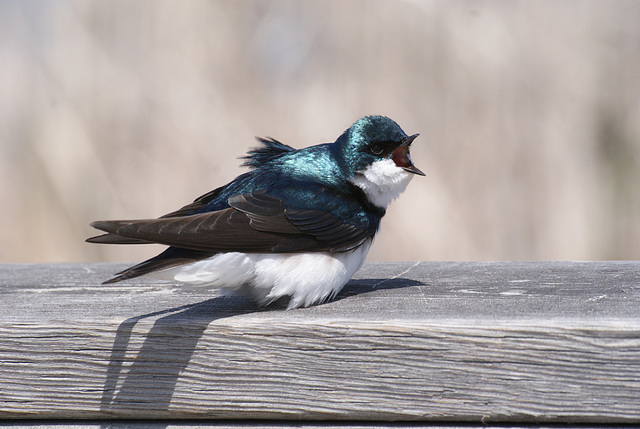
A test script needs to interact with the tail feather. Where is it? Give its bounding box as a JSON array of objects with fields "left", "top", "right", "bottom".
[
  {"left": 103, "top": 247, "right": 215, "bottom": 284},
  {"left": 86, "top": 233, "right": 152, "bottom": 245}
]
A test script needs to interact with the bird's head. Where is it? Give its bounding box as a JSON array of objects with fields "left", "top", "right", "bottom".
[
  {"left": 339, "top": 116, "right": 423, "bottom": 175},
  {"left": 336, "top": 116, "right": 424, "bottom": 209}
]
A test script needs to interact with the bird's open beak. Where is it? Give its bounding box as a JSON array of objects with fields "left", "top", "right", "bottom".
[{"left": 392, "top": 134, "right": 425, "bottom": 176}]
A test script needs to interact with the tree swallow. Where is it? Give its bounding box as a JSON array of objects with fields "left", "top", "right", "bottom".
[{"left": 87, "top": 115, "right": 424, "bottom": 308}]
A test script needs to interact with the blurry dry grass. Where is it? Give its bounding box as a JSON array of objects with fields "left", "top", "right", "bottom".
[{"left": 1, "top": 0, "right": 639, "bottom": 263}]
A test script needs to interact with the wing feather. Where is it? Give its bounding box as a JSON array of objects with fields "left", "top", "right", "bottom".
[
  {"left": 88, "top": 191, "right": 377, "bottom": 282},
  {"left": 89, "top": 191, "right": 374, "bottom": 254}
]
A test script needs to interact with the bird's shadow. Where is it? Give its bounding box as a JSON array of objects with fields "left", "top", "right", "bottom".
[
  {"left": 99, "top": 276, "right": 422, "bottom": 422},
  {"left": 100, "top": 296, "right": 255, "bottom": 418},
  {"left": 338, "top": 277, "right": 424, "bottom": 300}
]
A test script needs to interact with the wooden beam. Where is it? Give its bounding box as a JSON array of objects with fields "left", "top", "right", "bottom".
[{"left": 1, "top": 262, "right": 639, "bottom": 422}]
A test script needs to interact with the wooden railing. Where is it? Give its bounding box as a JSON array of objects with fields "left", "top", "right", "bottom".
[{"left": 1, "top": 261, "right": 639, "bottom": 425}]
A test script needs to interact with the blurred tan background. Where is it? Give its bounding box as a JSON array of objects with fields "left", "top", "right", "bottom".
[{"left": 1, "top": 0, "right": 639, "bottom": 264}]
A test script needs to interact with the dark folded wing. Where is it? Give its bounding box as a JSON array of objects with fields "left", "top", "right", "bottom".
[
  {"left": 88, "top": 191, "right": 373, "bottom": 254},
  {"left": 285, "top": 208, "right": 370, "bottom": 252},
  {"left": 158, "top": 185, "right": 226, "bottom": 218}
]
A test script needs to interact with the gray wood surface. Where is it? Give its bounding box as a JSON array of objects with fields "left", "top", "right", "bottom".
[
  {"left": 1, "top": 261, "right": 639, "bottom": 422},
  {"left": 5, "top": 423, "right": 637, "bottom": 429},
  {"left": 2, "top": 423, "right": 637, "bottom": 429}
]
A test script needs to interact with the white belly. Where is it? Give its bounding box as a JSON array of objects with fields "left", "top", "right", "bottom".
[{"left": 152, "top": 240, "right": 372, "bottom": 309}]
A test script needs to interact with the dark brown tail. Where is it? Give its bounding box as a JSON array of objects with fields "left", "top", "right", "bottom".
[{"left": 101, "top": 247, "right": 215, "bottom": 284}]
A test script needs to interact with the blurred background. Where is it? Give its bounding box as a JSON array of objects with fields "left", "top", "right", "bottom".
[{"left": 1, "top": 0, "right": 639, "bottom": 264}]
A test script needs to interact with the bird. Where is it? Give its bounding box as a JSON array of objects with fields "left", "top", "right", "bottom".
[{"left": 87, "top": 115, "right": 424, "bottom": 309}]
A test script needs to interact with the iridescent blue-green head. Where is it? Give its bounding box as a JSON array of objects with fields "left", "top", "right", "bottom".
[
  {"left": 335, "top": 115, "right": 424, "bottom": 178},
  {"left": 336, "top": 115, "right": 424, "bottom": 209}
]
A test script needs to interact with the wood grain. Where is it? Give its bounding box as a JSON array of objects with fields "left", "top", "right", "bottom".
[{"left": 0, "top": 262, "right": 639, "bottom": 422}]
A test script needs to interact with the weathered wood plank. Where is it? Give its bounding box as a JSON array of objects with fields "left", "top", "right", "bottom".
[
  {"left": 0, "top": 262, "right": 639, "bottom": 422},
  {"left": 2, "top": 423, "right": 637, "bottom": 429},
  {"left": 6, "top": 423, "right": 637, "bottom": 429}
]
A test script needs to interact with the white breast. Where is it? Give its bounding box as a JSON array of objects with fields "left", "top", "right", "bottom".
[
  {"left": 152, "top": 240, "right": 372, "bottom": 309},
  {"left": 349, "top": 159, "right": 414, "bottom": 209}
]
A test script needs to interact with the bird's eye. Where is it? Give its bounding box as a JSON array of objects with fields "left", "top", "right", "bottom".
[{"left": 370, "top": 144, "right": 383, "bottom": 155}]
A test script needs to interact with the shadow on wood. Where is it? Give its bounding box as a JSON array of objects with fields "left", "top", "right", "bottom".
[
  {"left": 100, "top": 276, "right": 423, "bottom": 416},
  {"left": 101, "top": 298, "right": 242, "bottom": 414}
]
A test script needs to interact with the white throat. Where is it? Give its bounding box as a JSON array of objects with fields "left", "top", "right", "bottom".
[{"left": 350, "top": 159, "right": 414, "bottom": 209}]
